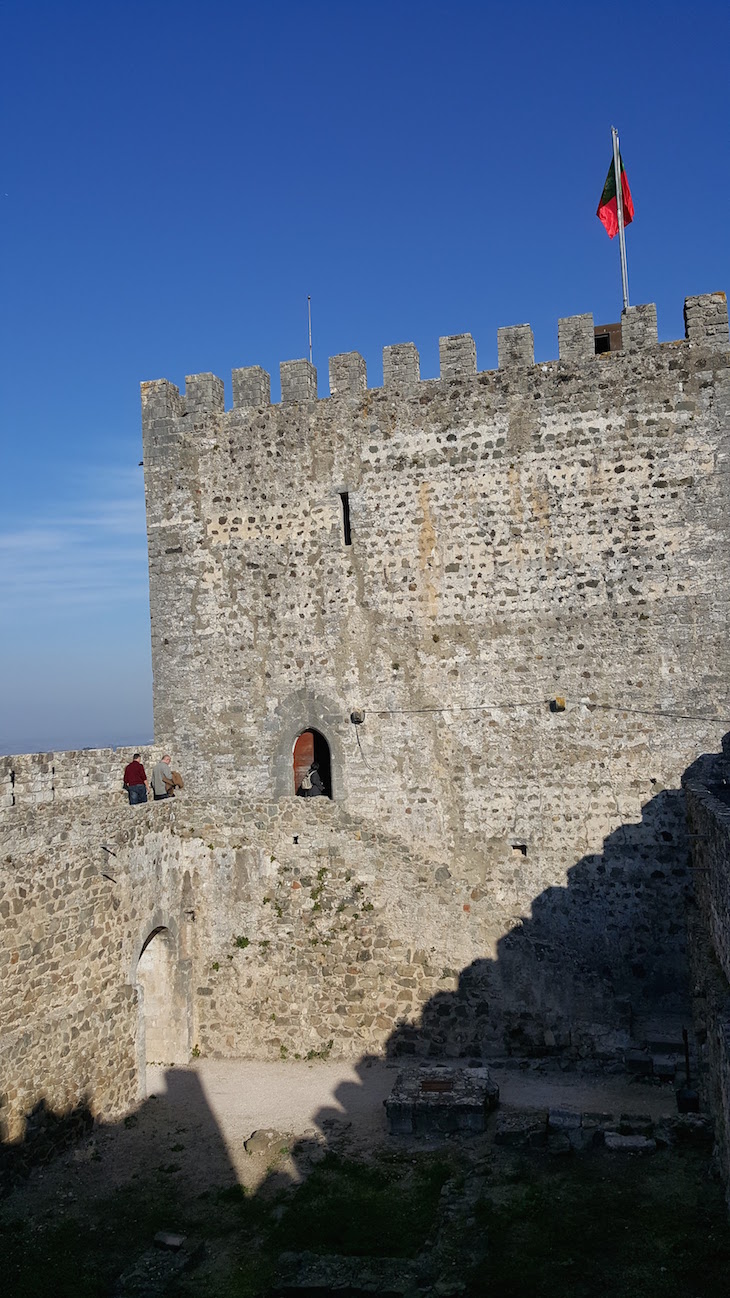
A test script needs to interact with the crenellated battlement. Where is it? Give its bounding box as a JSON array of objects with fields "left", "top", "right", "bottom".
[{"left": 141, "top": 293, "right": 728, "bottom": 417}]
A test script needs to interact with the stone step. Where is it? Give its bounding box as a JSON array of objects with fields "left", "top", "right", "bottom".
[
  {"left": 625, "top": 1045, "right": 696, "bottom": 1078},
  {"left": 646, "top": 1033, "right": 688, "bottom": 1055},
  {"left": 652, "top": 1056, "right": 678, "bottom": 1079},
  {"left": 273, "top": 1252, "right": 424, "bottom": 1296},
  {"left": 605, "top": 1132, "right": 657, "bottom": 1153},
  {"left": 624, "top": 1049, "right": 653, "bottom": 1076}
]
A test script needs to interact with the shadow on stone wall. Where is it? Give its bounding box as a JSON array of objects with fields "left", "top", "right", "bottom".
[
  {"left": 3, "top": 742, "right": 727, "bottom": 1293},
  {"left": 271, "top": 745, "right": 729, "bottom": 1198},
  {"left": 0, "top": 1097, "right": 95, "bottom": 1194},
  {"left": 387, "top": 784, "right": 694, "bottom": 1062}
]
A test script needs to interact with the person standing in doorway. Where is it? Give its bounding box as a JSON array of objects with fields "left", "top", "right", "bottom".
[
  {"left": 308, "top": 762, "right": 325, "bottom": 797},
  {"left": 123, "top": 753, "right": 149, "bottom": 805}
]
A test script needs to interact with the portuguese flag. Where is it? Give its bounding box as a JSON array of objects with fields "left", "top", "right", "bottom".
[{"left": 597, "top": 154, "right": 634, "bottom": 239}]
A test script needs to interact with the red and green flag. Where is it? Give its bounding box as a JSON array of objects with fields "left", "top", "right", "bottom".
[{"left": 597, "top": 154, "right": 634, "bottom": 239}]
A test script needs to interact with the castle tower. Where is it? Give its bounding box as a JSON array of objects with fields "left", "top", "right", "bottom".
[{"left": 141, "top": 293, "right": 730, "bottom": 1027}]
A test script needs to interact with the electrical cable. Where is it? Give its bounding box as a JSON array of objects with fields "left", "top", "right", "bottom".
[{"left": 367, "top": 700, "right": 730, "bottom": 724}]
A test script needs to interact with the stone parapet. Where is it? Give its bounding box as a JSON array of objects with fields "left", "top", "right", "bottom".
[
  {"left": 183, "top": 372, "right": 225, "bottom": 415},
  {"left": 232, "top": 365, "right": 271, "bottom": 408},
  {"left": 0, "top": 747, "right": 166, "bottom": 811},
  {"left": 622, "top": 303, "right": 658, "bottom": 351},
  {"left": 280, "top": 359, "right": 317, "bottom": 403},
  {"left": 439, "top": 333, "right": 477, "bottom": 379},
  {"left": 497, "top": 323, "right": 534, "bottom": 368},
  {"left": 329, "top": 351, "right": 367, "bottom": 396}
]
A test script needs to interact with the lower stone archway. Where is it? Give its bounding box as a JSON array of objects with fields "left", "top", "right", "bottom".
[{"left": 136, "top": 925, "right": 192, "bottom": 1071}]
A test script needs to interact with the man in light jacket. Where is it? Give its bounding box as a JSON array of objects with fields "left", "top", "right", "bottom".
[{"left": 151, "top": 755, "right": 174, "bottom": 801}]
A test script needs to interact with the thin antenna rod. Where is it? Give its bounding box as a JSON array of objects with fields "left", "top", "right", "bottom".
[
  {"left": 307, "top": 296, "right": 312, "bottom": 365},
  {"left": 612, "top": 126, "right": 630, "bottom": 312}
]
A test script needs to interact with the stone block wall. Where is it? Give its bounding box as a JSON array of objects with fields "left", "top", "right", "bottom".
[{"left": 684, "top": 292, "right": 729, "bottom": 349}]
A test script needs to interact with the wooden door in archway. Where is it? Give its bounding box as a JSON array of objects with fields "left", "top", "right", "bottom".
[{"left": 293, "top": 730, "right": 314, "bottom": 795}]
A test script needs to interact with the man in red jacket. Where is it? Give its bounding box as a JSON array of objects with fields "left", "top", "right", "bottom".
[{"left": 123, "top": 753, "right": 149, "bottom": 805}]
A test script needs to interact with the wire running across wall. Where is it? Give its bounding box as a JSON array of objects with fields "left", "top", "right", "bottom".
[{"left": 367, "top": 700, "right": 730, "bottom": 725}]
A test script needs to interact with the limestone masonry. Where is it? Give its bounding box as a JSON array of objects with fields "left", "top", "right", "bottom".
[{"left": 2, "top": 292, "right": 730, "bottom": 1159}]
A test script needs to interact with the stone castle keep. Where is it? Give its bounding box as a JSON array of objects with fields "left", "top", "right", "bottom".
[{"left": 2, "top": 292, "right": 730, "bottom": 1166}]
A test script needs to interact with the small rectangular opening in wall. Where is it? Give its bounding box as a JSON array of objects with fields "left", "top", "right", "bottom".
[
  {"left": 594, "top": 321, "right": 622, "bottom": 354},
  {"left": 340, "top": 492, "right": 352, "bottom": 546},
  {"left": 512, "top": 843, "right": 528, "bottom": 856}
]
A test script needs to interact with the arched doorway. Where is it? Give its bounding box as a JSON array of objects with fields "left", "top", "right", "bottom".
[
  {"left": 136, "top": 926, "right": 191, "bottom": 1067},
  {"left": 293, "top": 729, "right": 332, "bottom": 798}
]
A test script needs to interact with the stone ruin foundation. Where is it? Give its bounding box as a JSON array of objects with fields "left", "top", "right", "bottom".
[{"left": 385, "top": 1064, "right": 500, "bottom": 1136}]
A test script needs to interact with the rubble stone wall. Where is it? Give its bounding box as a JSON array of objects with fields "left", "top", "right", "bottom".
[
  {"left": 0, "top": 747, "right": 166, "bottom": 810},
  {"left": 0, "top": 765, "right": 709, "bottom": 1145},
  {"left": 685, "top": 751, "right": 730, "bottom": 1195}
]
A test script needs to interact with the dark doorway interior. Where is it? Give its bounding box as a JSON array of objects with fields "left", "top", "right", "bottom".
[{"left": 293, "top": 728, "right": 332, "bottom": 799}]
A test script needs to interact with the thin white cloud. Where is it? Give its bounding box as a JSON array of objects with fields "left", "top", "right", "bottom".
[
  {"left": 0, "top": 528, "right": 71, "bottom": 551},
  {"left": 0, "top": 467, "right": 149, "bottom": 613}
]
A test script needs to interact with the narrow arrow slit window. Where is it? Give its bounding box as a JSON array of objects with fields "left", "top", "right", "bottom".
[{"left": 340, "top": 492, "right": 352, "bottom": 546}]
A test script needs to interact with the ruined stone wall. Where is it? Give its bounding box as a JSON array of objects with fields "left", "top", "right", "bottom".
[
  {"left": 177, "top": 789, "right": 692, "bottom": 1063},
  {"left": 0, "top": 760, "right": 708, "bottom": 1149},
  {"left": 141, "top": 291, "right": 730, "bottom": 1036},
  {"left": 684, "top": 745, "right": 730, "bottom": 1200},
  {"left": 0, "top": 769, "right": 699, "bottom": 1155}
]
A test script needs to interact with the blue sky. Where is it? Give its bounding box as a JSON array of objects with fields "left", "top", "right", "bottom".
[{"left": 1, "top": 0, "right": 728, "bottom": 754}]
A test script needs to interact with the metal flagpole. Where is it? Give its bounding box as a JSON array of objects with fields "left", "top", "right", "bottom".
[
  {"left": 307, "top": 296, "right": 313, "bottom": 365},
  {"left": 612, "top": 126, "right": 630, "bottom": 311}
]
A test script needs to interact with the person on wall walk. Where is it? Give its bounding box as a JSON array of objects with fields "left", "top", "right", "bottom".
[
  {"left": 123, "top": 753, "right": 149, "bottom": 805},
  {"left": 151, "top": 754, "right": 184, "bottom": 800}
]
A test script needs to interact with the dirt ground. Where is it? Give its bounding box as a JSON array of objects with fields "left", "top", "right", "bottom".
[
  {"left": 4, "top": 1057, "right": 682, "bottom": 1206},
  {"left": 147, "top": 1056, "right": 680, "bottom": 1183}
]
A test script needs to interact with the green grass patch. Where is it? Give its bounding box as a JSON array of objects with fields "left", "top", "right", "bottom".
[
  {"left": 273, "top": 1151, "right": 451, "bottom": 1258},
  {"left": 468, "top": 1148, "right": 730, "bottom": 1298},
  {"left": 0, "top": 1181, "right": 186, "bottom": 1298},
  {"left": 5, "top": 1139, "right": 730, "bottom": 1298}
]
